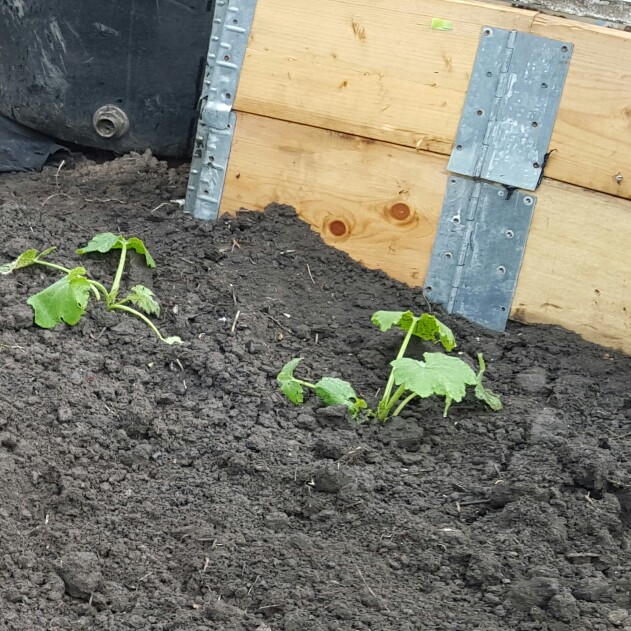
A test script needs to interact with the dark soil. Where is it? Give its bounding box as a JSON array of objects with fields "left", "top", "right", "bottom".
[{"left": 1, "top": 151, "right": 631, "bottom": 631}]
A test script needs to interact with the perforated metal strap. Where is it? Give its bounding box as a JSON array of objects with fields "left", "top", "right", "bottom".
[{"left": 185, "top": 0, "right": 258, "bottom": 221}]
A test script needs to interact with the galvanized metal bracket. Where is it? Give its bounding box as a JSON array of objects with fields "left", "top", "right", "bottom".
[
  {"left": 425, "top": 176, "right": 536, "bottom": 332},
  {"left": 184, "top": 0, "right": 258, "bottom": 221},
  {"left": 447, "top": 27, "right": 573, "bottom": 191}
]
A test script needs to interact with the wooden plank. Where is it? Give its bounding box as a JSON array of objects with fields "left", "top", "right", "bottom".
[
  {"left": 530, "top": 13, "right": 631, "bottom": 199},
  {"left": 236, "top": 0, "right": 631, "bottom": 200},
  {"left": 221, "top": 112, "right": 631, "bottom": 354},
  {"left": 222, "top": 111, "right": 444, "bottom": 286}
]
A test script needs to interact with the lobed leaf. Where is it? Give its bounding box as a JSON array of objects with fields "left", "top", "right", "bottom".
[
  {"left": 371, "top": 310, "right": 456, "bottom": 351},
  {"left": 27, "top": 267, "right": 92, "bottom": 328},
  {"left": 277, "top": 358, "right": 305, "bottom": 405},
  {"left": 0, "top": 247, "right": 56, "bottom": 275},
  {"left": 314, "top": 377, "right": 367, "bottom": 419},
  {"left": 414, "top": 314, "right": 457, "bottom": 352},
  {"left": 163, "top": 336, "right": 183, "bottom": 346},
  {"left": 125, "top": 285, "right": 161, "bottom": 317},
  {"left": 126, "top": 237, "right": 156, "bottom": 268},
  {"left": 371, "top": 310, "right": 411, "bottom": 332},
  {"left": 391, "top": 353, "right": 477, "bottom": 415},
  {"left": 76, "top": 233, "right": 122, "bottom": 255},
  {"left": 77, "top": 234, "right": 156, "bottom": 268}
]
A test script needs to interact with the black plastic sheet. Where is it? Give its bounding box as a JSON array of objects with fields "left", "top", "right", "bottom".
[{"left": 0, "top": 116, "right": 68, "bottom": 173}]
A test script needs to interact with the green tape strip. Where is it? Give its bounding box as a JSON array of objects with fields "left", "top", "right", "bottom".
[{"left": 431, "top": 17, "right": 453, "bottom": 31}]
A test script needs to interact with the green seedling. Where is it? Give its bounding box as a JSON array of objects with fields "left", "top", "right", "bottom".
[
  {"left": 0, "top": 233, "right": 181, "bottom": 345},
  {"left": 277, "top": 310, "right": 502, "bottom": 420},
  {"left": 277, "top": 358, "right": 367, "bottom": 419}
]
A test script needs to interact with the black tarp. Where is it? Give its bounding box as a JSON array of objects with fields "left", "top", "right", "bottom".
[{"left": 0, "top": 115, "right": 68, "bottom": 173}]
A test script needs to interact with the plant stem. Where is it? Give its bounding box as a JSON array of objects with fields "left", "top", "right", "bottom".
[
  {"left": 35, "top": 260, "right": 71, "bottom": 274},
  {"left": 87, "top": 280, "right": 111, "bottom": 303},
  {"left": 377, "top": 317, "right": 418, "bottom": 420},
  {"left": 392, "top": 392, "right": 417, "bottom": 418},
  {"left": 109, "top": 240, "right": 128, "bottom": 303},
  {"left": 110, "top": 304, "right": 170, "bottom": 343},
  {"left": 294, "top": 377, "right": 318, "bottom": 390}
]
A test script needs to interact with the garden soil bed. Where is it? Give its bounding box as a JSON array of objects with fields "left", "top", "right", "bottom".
[{"left": 1, "top": 151, "right": 631, "bottom": 631}]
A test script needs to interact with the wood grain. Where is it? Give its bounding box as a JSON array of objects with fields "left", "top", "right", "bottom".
[
  {"left": 235, "top": 0, "right": 631, "bottom": 199},
  {"left": 222, "top": 112, "right": 631, "bottom": 354}
]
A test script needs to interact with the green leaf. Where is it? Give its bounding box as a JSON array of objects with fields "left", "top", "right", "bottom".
[
  {"left": 314, "top": 377, "right": 367, "bottom": 418},
  {"left": 0, "top": 247, "right": 56, "bottom": 274},
  {"left": 371, "top": 310, "right": 457, "bottom": 351},
  {"left": 413, "top": 314, "right": 456, "bottom": 351},
  {"left": 163, "top": 336, "right": 183, "bottom": 346},
  {"left": 125, "top": 285, "right": 161, "bottom": 316},
  {"left": 371, "top": 310, "right": 411, "bottom": 332},
  {"left": 277, "top": 358, "right": 305, "bottom": 405},
  {"left": 77, "top": 234, "right": 156, "bottom": 268},
  {"left": 27, "top": 267, "right": 92, "bottom": 328},
  {"left": 391, "top": 353, "right": 477, "bottom": 416},
  {"left": 126, "top": 237, "right": 156, "bottom": 268},
  {"left": 77, "top": 232, "right": 123, "bottom": 255},
  {"left": 475, "top": 353, "right": 503, "bottom": 412}
]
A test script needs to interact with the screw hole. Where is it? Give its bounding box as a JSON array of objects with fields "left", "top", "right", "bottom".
[
  {"left": 450, "top": 178, "right": 456, "bottom": 184},
  {"left": 501, "top": 306, "right": 507, "bottom": 312},
  {"left": 541, "top": 82, "right": 548, "bottom": 89},
  {"left": 426, "top": 286, "right": 433, "bottom": 293},
  {"left": 561, "top": 45, "right": 568, "bottom": 52},
  {"left": 533, "top": 162, "right": 540, "bottom": 169},
  {"left": 209, "top": 156, "right": 215, "bottom": 162},
  {"left": 483, "top": 28, "right": 492, "bottom": 36},
  {"left": 476, "top": 109, "right": 484, "bottom": 116},
  {"left": 523, "top": 196, "right": 534, "bottom": 206},
  {"left": 456, "top": 144, "right": 463, "bottom": 151},
  {"left": 445, "top": 252, "right": 453, "bottom": 259},
  {"left": 532, "top": 121, "right": 539, "bottom": 128},
  {"left": 497, "top": 266, "right": 506, "bottom": 275},
  {"left": 224, "top": 55, "right": 230, "bottom": 61},
  {"left": 506, "top": 230, "right": 514, "bottom": 239},
  {"left": 486, "top": 71, "right": 493, "bottom": 77},
  {"left": 452, "top": 216, "right": 460, "bottom": 225},
  {"left": 225, "top": 92, "right": 232, "bottom": 99}
]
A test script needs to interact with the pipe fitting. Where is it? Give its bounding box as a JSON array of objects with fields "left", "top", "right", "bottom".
[{"left": 93, "top": 105, "right": 130, "bottom": 139}]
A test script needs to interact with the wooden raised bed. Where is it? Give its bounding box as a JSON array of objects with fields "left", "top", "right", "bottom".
[{"left": 217, "top": 0, "right": 631, "bottom": 353}]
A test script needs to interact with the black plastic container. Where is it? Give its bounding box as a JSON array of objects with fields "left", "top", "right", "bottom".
[{"left": 0, "top": 1, "right": 214, "bottom": 158}]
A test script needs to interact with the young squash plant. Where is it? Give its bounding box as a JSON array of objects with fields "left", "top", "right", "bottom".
[
  {"left": 277, "top": 310, "right": 501, "bottom": 420},
  {"left": 0, "top": 233, "right": 181, "bottom": 345}
]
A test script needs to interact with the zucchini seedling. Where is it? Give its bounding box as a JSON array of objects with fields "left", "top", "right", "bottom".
[
  {"left": 0, "top": 233, "right": 181, "bottom": 345},
  {"left": 277, "top": 311, "right": 501, "bottom": 420}
]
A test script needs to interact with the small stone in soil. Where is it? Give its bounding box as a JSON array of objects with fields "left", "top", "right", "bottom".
[
  {"left": 547, "top": 590, "right": 580, "bottom": 622},
  {"left": 608, "top": 609, "right": 630, "bottom": 626},
  {"left": 572, "top": 577, "right": 616, "bottom": 602},
  {"left": 313, "top": 463, "right": 353, "bottom": 493},
  {"left": 378, "top": 416, "right": 424, "bottom": 451},
  {"left": 506, "top": 576, "right": 560, "bottom": 610},
  {"left": 56, "top": 551, "right": 103, "bottom": 600}
]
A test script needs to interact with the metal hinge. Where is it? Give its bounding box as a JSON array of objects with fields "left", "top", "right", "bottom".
[
  {"left": 425, "top": 176, "right": 536, "bottom": 331},
  {"left": 184, "top": 0, "right": 258, "bottom": 220},
  {"left": 425, "top": 26, "right": 573, "bottom": 332},
  {"left": 447, "top": 27, "right": 573, "bottom": 191}
]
